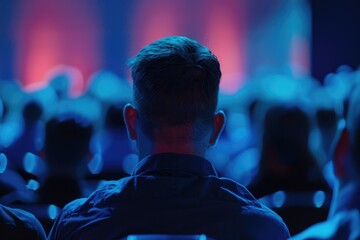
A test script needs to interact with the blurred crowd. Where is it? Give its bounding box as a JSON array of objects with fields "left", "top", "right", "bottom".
[{"left": 1, "top": 65, "right": 360, "bottom": 235}]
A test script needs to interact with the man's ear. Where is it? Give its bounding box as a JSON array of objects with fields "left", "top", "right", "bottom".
[
  {"left": 333, "top": 126, "right": 350, "bottom": 178},
  {"left": 123, "top": 104, "right": 137, "bottom": 140},
  {"left": 209, "top": 111, "right": 225, "bottom": 147}
]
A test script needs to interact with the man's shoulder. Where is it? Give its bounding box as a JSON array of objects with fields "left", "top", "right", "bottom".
[
  {"left": 211, "top": 176, "right": 266, "bottom": 209},
  {"left": 61, "top": 178, "right": 132, "bottom": 216},
  {"left": 60, "top": 197, "right": 88, "bottom": 217},
  {"left": 48, "top": 178, "right": 136, "bottom": 239},
  {"left": 209, "top": 177, "right": 290, "bottom": 238},
  {"left": 239, "top": 203, "right": 290, "bottom": 239}
]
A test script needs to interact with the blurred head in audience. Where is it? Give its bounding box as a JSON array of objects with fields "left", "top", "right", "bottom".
[
  {"left": 327, "top": 69, "right": 360, "bottom": 190},
  {"left": 292, "top": 71, "right": 360, "bottom": 240},
  {"left": 263, "top": 105, "right": 311, "bottom": 168},
  {"left": 334, "top": 85, "right": 360, "bottom": 187},
  {"left": 39, "top": 114, "right": 93, "bottom": 207},
  {"left": 23, "top": 100, "right": 43, "bottom": 124},
  {"left": 105, "top": 103, "right": 126, "bottom": 130},
  {"left": 249, "top": 103, "right": 329, "bottom": 197},
  {"left": 124, "top": 36, "right": 225, "bottom": 159},
  {"left": 43, "top": 114, "right": 92, "bottom": 177}
]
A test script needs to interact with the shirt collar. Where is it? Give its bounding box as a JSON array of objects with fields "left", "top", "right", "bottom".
[{"left": 132, "top": 153, "right": 218, "bottom": 177}]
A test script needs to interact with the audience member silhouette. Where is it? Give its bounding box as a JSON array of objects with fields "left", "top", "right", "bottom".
[
  {"left": 48, "top": 36, "right": 290, "bottom": 240},
  {"left": 248, "top": 104, "right": 331, "bottom": 234},
  {"left": 37, "top": 114, "right": 92, "bottom": 208},
  {"left": 249, "top": 104, "right": 330, "bottom": 197}
]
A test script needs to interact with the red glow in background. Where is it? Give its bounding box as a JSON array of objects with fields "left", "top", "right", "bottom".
[{"left": 8, "top": 0, "right": 310, "bottom": 95}]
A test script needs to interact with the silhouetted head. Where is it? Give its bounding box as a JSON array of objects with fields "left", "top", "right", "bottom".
[
  {"left": 125, "top": 36, "right": 225, "bottom": 158},
  {"left": 22, "top": 100, "right": 43, "bottom": 123},
  {"left": 260, "top": 104, "right": 315, "bottom": 176},
  {"left": 104, "top": 103, "right": 126, "bottom": 129},
  {"left": 265, "top": 105, "right": 310, "bottom": 154},
  {"left": 43, "top": 114, "right": 92, "bottom": 176}
]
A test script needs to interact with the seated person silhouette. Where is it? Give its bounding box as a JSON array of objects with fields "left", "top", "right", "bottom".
[
  {"left": 248, "top": 104, "right": 331, "bottom": 234},
  {"left": 37, "top": 114, "right": 93, "bottom": 208},
  {"left": 249, "top": 104, "right": 330, "bottom": 197},
  {"left": 48, "top": 36, "right": 290, "bottom": 240},
  {"left": 293, "top": 85, "right": 360, "bottom": 239},
  {"left": 3, "top": 100, "right": 43, "bottom": 172},
  {"left": 0, "top": 203, "right": 46, "bottom": 240},
  {"left": 93, "top": 103, "right": 135, "bottom": 178}
]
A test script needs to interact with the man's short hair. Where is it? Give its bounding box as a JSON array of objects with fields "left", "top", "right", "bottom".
[{"left": 129, "top": 36, "right": 221, "bottom": 139}]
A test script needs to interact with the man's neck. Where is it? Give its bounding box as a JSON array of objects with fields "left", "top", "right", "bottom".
[
  {"left": 138, "top": 139, "right": 207, "bottom": 160},
  {"left": 154, "top": 143, "right": 205, "bottom": 156},
  {"left": 137, "top": 125, "right": 209, "bottom": 160}
]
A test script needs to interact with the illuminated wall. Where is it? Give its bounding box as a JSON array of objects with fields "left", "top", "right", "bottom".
[
  {"left": 130, "top": 0, "right": 246, "bottom": 94},
  {"left": 13, "top": 0, "right": 102, "bottom": 94},
  {"left": 6, "top": 0, "right": 310, "bottom": 95}
]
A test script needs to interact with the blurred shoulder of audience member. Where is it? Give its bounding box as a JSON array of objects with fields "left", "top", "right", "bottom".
[
  {"left": 0, "top": 168, "right": 38, "bottom": 204},
  {"left": 292, "top": 81, "right": 360, "bottom": 240},
  {"left": 0, "top": 203, "right": 46, "bottom": 240}
]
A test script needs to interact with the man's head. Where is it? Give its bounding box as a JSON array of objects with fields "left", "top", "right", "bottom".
[{"left": 124, "top": 36, "right": 225, "bottom": 158}]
